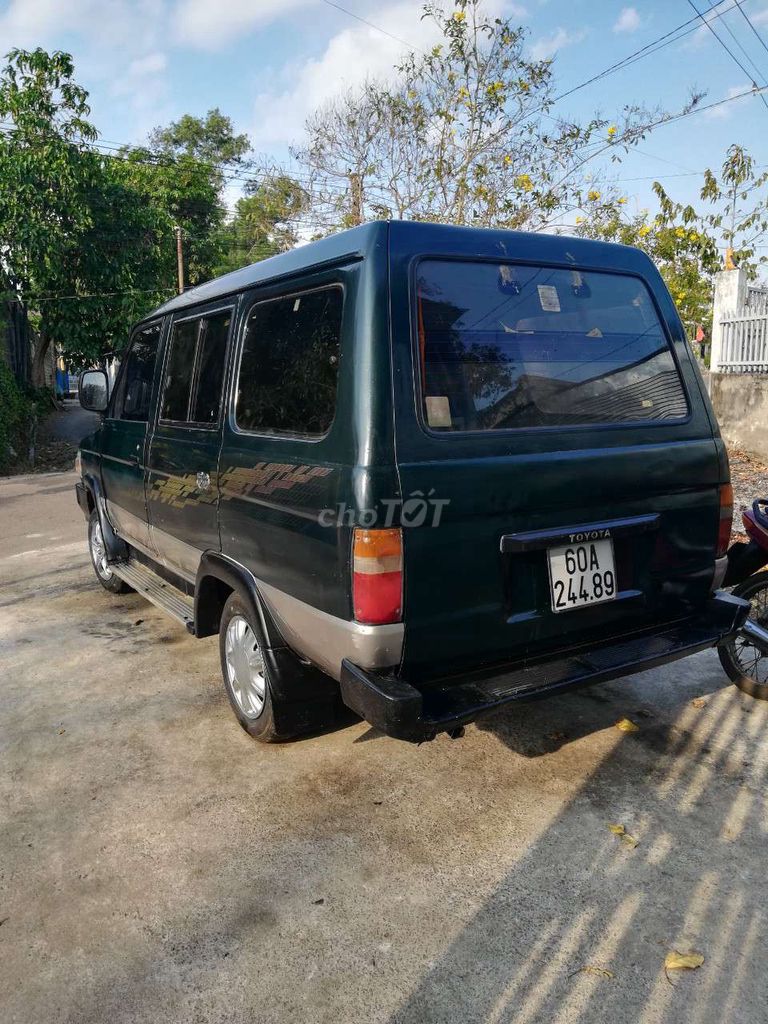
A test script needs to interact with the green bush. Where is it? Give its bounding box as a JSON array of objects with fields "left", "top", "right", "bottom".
[{"left": 0, "top": 360, "right": 40, "bottom": 474}]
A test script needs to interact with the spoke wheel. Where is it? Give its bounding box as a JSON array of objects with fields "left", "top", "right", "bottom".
[
  {"left": 719, "top": 572, "right": 768, "bottom": 700},
  {"left": 224, "top": 614, "right": 266, "bottom": 719}
]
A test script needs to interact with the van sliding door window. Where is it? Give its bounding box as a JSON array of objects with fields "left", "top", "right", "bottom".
[
  {"left": 160, "top": 311, "right": 231, "bottom": 426},
  {"left": 235, "top": 286, "right": 342, "bottom": 437},
  {"left": 416, "top": 260, "right": 688, "bottom": 433}
]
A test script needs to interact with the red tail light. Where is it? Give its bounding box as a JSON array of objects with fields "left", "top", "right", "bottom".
[
  {"left": 353, "top": 528, "right": 403, "bottom": 625},
  {"left": 717, "top": 483, "right": 733, "bottom": 557}
]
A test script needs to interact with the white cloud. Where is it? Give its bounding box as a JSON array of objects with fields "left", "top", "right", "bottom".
[
  {"left": 247, "top": 1, "right": 447, "bottom": 148},
  {"left": 529, "top": 26, "right": 587, "bottom": 61},
  {"left": 174, "top": 0, "right": 311, "bottom": 49},
  {"left": 127, "top": 52, "right": 168, "bottom": 77},
  {"left": 0, "top": 0, "right": 165, "bottom": 51},
  {"left": 613, "top": 7, "right": 640, "bottom": 33},
  {"left": 705, "top": 82, "right": 754, "bottom": 119}
]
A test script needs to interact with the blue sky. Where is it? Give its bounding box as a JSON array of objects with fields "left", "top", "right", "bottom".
[{"left": 1, "top": 0, "right": 765, "bottom": 226}]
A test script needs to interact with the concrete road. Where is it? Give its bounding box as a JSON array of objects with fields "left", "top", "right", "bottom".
[{"left": 1, "top": 471, "right": 767, "bottom": 1024}]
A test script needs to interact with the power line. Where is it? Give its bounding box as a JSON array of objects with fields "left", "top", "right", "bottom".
[
  {"left": 685, "top": 0, "right": 768, "bottom": 113},
  {"left": 318, "top": 0, "right": 414, "bottom": 49},
  {"left": 550, "top": 0, "right": 741, "bottom": 106},
  {"left": 733, "top": 0, "right": 768, "bottom": 59}
]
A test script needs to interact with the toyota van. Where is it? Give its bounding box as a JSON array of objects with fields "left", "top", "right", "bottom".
[{"left": 75, "top": 221, "right": 747, "bottom": 743}]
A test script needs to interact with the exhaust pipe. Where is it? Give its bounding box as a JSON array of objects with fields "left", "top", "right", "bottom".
[{"left": 739, "top": 618, "right": 768, "bottom": 655}]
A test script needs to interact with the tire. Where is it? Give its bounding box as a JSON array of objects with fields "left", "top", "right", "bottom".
[
  {"left": 718, "top": 571, "right": 768, "bottom": 700},
  {"left": 219, "top": 593, "right": 280, "bottom": 742},
  {"left": 88, "top": 510, "right": 130, "bottom": 594}
]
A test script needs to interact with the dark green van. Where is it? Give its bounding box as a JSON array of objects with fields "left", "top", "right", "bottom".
[{"left": 75, "top": 220, "right": 747, "bottom": 743}]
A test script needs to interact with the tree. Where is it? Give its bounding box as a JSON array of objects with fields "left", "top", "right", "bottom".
[
  {"left": 295, "top": 0, "right": 695, "bottom": 232},
  {"left": 0, "top": 48, "right": 102, "bottom": 382},
  {"left": 214, "top": 172, "right": 308, "bottom": 276},
  {"left": 701, "top": 144, "right": 768, "bottom": 271},
  {"left": 148, "top": 108, "right": 251, "bottom": 171}
]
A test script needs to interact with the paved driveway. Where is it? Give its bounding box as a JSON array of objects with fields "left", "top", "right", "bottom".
[{"left": 1, "top": 471, "right": 767, "bottom": 1024}]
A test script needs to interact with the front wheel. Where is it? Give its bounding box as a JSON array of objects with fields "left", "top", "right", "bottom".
[
  {"left": 88, "top": 511, "right": 130, "bottom": 594},
  {"left": 719, "top": 571, "right": 768, "bottom": 700}
]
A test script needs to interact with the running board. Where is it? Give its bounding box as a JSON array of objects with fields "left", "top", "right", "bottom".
[{"left": 111, "top": 559, "right": 195, "bottom": 632}]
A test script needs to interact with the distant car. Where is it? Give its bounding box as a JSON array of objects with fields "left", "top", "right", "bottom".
[{"left": 75, "top": 220, "right": 746, "bottom": 744}]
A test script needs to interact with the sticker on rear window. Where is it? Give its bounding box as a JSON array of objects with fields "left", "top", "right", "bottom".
[
  {"left": 426, "top": 396, "right": 452, "bottom": 428},
  {"left": 537, "top": 284, "right": 561, "bottom": 312}
]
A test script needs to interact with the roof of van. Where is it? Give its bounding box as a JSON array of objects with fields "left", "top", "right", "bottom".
[{"left": 143, "top": 219, "right": 652, "bottom": 322}]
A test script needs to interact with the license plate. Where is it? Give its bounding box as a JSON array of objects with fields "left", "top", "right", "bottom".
[{"left": 548, "top": 538, "right": 617, "bottom": 613}]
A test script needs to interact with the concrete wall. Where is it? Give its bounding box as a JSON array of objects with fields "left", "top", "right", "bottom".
[{"left": 710, "top": 372, "right": 768, "bottom": 459}]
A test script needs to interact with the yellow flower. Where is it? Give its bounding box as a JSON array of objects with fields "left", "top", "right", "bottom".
[
  {"left": 675, "top": 227, "right": 686, "bottom": 238},
  {"left": 515, "top": 173, "right": 534, "bottom": 192},
  {"left": 607, "top": 125, "right": 617, "bottom": 139},
  {"left": 587, "top": 189, "right": 601, "bottom": 202},
  {"left": 639, "top": 225, "right": 651, "bottom": 238},
  {"left": 618, "top": 196, "right": 627, "bottom": 204},
  {"left": 575, "top": 216, "right": 583, "bottom": 224},
  {"left": 504, "top": 155, "right": 512, "bottom": 165},
  {"left": 453, "top": 10, "right": 466, "bottom": 21}
]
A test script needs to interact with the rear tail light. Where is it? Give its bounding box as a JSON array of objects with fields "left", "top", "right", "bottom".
[
  {"left": 717, "top": 483, "right": 733, "bottom": 557},
  {"left": 353, "top": 528, "right": 403, "bottom": 625}
]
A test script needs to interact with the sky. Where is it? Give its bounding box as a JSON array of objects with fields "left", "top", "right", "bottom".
[{"left": 1, "top": 0, "right": 767, "bottom": 230}]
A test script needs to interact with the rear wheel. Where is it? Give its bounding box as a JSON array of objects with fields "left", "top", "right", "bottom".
[
  {"left": 719, "top": 571, "right": 768, "bottom": 700},
  {"left": 88, "top": 511, "right": 130, "bottom": 594},
  {"left": 219, "top": 594, "right": 280, "bottom": 742}
]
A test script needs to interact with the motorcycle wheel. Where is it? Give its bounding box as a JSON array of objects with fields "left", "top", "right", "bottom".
[{"left": 719, "top": 570, "right": 768, "bottom": 700}]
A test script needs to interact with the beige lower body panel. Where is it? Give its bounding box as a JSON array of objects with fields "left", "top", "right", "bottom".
[{"left": 255, "top": 579, "right": 403, "bottom": 681}]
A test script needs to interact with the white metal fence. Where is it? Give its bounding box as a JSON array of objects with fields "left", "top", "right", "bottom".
[
  {"left": 717, "top": 310, "right": 768, "bottom": 373},
  {"left": 711, "top": 270, "right": 768, "bottom": 373}
]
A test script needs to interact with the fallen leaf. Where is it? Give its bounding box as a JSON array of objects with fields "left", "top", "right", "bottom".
[
  {"left": 58, "top": 728, "right": 66, "bottom": 735},
  {"left": 665, "top": 950, "right": 704, "bottom": 971},
  {"left": 312, "top": 898, "right": 325, "bottom": 905},
  {"left": 616, "top": 718, "right": 640, "bottom": 733},
  {"left": 570, "top": 965, "right": 614, "bottom": 979},
  {"left": 607, "top": 823, "right": 638, "bottom": 848},
  {"left": 692, "top": 698, "right": 707, "bottom": 709}
]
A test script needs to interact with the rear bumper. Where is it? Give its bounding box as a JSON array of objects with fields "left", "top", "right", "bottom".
[{"left": 340, "top": 592, "right": 750, "bottom": 742}]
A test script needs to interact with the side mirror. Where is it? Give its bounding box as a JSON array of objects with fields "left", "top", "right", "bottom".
[{"left": 78, "top": 370, "right": 109, "bottom": 413}]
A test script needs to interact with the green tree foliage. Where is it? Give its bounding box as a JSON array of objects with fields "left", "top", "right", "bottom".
[
  {"left": 214, "top": 173, "right": 308, "bottom": 275},
  {"left": 0, "top": 53, "right": 272, "bottom": 374},
  {"left": 149, "top": 108, "right": 251, "bottom": 171},
  {"left": 295, "top": 0, "right": 694, "bottom": 231}
]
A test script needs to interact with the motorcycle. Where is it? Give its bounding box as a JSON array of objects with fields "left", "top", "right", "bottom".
[{"left": 719, "top": 497, "right": 768, "bottom": 699}]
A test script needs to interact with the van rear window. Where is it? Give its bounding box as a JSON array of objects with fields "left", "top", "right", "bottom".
[{"left": 416, "top": 260, "right": 688, "bottom": 432}]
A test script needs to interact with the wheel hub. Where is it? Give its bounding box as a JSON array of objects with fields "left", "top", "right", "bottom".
[{"left": 224, "top": 615, "right": 266, "bottom": 719}]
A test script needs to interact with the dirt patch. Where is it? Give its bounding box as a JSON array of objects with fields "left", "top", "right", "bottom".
[{"left": 728, "top": 444, "right": 768, "bottom": 538}]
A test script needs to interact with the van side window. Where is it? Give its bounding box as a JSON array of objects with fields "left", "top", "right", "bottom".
[
  {"left": 161, "top": 319, "right": 198, "bottom": 422},
  {"left": 191, "top": 313, "right": 230, "bottom": 424},
  {"left": 235, "top": 287, "right": 342, "bottom": 437},
  {"left": 160, "top": 311, "right": 231, "bottom": 426},
  {"left": 111, "top": 322, "right": 162, "bottom": 421}
]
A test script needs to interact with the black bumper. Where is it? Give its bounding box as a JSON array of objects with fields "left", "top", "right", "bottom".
[
  {"left": 340, "top": 592, "right": 750, "bottom": 743},
  {"left": 75, "top": 481, "right": 90, "bottom": 518}
]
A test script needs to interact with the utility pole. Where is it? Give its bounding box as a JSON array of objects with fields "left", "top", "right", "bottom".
[
  {"left": 348, "top": 172, "right": 363, "bottom": 226},
  {"left": 174, "top": 225, "right": 185, "bottom": 294}
]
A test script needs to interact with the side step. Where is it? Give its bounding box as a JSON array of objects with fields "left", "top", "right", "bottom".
[{"left": 111, "top": 558, "right": 195, "bottom": 632}]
